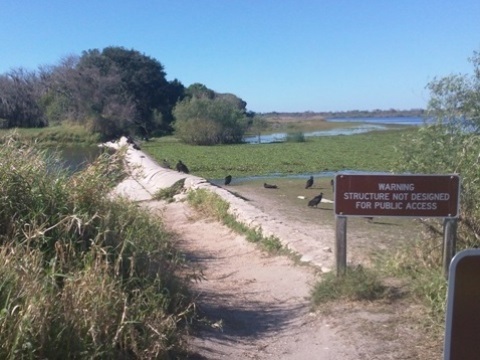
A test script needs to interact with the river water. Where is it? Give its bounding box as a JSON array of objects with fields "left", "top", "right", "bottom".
[
  {"left": 56, "top": 146, "right": 111, "bottom": 173},
  {"left": 243, "top": 116, "right": 425, "bottom": 144}
]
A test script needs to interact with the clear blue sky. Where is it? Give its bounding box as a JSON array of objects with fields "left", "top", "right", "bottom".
[{"left": 1, "top": 0, "right": 479, "bottom": 113}]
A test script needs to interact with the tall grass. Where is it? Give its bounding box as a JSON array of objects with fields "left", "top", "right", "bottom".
[
  {"left": 377, "top": 233, "right": 448, "bottom": 329},
  {"left": 0, "top": 135, "right": 193, "bottom": 359}
]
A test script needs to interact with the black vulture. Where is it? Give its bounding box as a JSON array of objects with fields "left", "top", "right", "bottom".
[
  {"left": 264, "top": 183, "right": 278, "bottom": 189},
  {"left": 176, "top": 160, "right": 189, "bottom": 174},
  {"left": 308, "top": 192, "right": 323, "bottom": 207},
  {"left": 126, "top": 135, "right": 141, "bottom": 150},
  {"left": 305, "top": 176, "right": 314, "bottom": 189},
  {"left": 224, "top": 175, "right": 232, "bottom": 185}
]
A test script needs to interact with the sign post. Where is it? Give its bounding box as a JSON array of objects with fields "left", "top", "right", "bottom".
[
  {"left": 443, "top": 218, "right": 458, "bottom": 279},
  {"left": 335, "top": 216, "right": 347, "bottom": 276},
  {"left": 334, "top": 174, "right": 460, "bottom": 276}
]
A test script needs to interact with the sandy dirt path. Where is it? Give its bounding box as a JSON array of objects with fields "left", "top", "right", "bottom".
[{"left": 150, "top": 201, "right": 358, "bottom": 360}]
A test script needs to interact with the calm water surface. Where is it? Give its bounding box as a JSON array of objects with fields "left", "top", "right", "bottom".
[
  {"left": 244, "top": 116, "right": 425, "bottom": 144},
  {"left": 56, "top": 146, "right": 110, "bottom": 173}
]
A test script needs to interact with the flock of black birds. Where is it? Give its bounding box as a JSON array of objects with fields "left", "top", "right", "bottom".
[
  {"left": 124, "top": 137, "right": 340, "bottom": 212},
  {"left": 168, "top": 159, "right": 329, "bottom": 209},
  {"left": 261, "top": 176, "right": 327, "bottom": 209}
]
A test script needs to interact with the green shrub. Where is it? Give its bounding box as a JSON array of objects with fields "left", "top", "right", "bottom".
[
  {"left": 378, "top": 235, "right": 447, "bottom": 328},
  {"left": 285, "top": 131, "right": 306, "bottom": 142},
  {"left": 173, "top": 97, "right": 248, "bottom": 145},
  {"left": 311, "top": 265, "right": 388, "bottom": 305}
]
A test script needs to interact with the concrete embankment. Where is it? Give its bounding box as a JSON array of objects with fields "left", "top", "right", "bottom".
[{"left": 107, "top": 137, "right": 334, "bottom": 272}]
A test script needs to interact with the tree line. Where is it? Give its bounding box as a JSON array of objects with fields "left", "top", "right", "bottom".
[{"left": 0, "top": 46, "right": 253, "bottom": 144}]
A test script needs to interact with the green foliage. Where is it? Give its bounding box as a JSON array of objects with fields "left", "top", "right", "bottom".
[
  {"left": 143, "top": 129, "right": 413, "bottom": 179},
  {"left": 247, "top": 116, "right": 269, "bottom": 142},
  {"left": 0, "top": 124, "right": 101, "bottom": 147},
  {"left": 173, "top": 97, "right": 248, "bottom": 145},
  {"left": 311, "top": 265, "right": 388, "bottom": 304},
  {"left": 186, "top": 189, "right": 283, "bottom": 253},
  {"left": 153, "top": 178, "right": 186, "bottom": 202},
  {"left": 378, "top": 234, "right": 447, "bottom": 328},
  {"left": 185, "top": 83, "right": 215, "bottom": 99},
  {"left": 285, "top": 131, "right": 306, "bottom": 142},
  {"left": 39, "top": 91, "right": 71, "bottom": 126},
  {"left": 0, "top": 136, "right": 193, "bottom": 358},
  {"left": 395, "top": 49, "right": 480, "bottom": 248},
  {"left": 0, "top": 47, "right": 187, "bottom": 139},
  {"left": 386, "top": 49, "right": 480, "bottom": 333}
]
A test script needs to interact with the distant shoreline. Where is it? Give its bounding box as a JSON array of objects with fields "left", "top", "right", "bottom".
[{"left": 259, "top": 108, "right": 425, "bottom": 119}]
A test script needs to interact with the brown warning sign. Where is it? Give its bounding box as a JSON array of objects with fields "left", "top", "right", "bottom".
[{"left": 334, "top": 174, "right": 460, "bottom": 218}]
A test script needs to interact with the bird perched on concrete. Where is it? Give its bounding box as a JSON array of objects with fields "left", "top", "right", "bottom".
[
  {"left": 224, "top": 175, "right": 232, "bottom": 185},
  {"left": 264, "top": 183, "right": 278, "bottom": 189},
  {"left": 126, "top": 135, "right": 141, "bottom": 150},
  {"left": 308, "top": 192, "right": 323, "bottom": 207},
  {"left": 305, "top": 176, "right": 314, "bottom": 189},
  {"left": 176, "top": 160, "right": 189, "bottom": 174}
]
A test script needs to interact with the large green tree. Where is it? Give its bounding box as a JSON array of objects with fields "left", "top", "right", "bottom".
[
  {"left": 396, "top": 50, "right": 480, "bottom": 246},
  {"left": 173, "top": 96, "right": 248, "bottom": 145},
  {"left": 39, "top": 54, "right": 136, "bottom": 139},
  {"left": 79, "top": 47, "right": 185, "bottom": 137}
]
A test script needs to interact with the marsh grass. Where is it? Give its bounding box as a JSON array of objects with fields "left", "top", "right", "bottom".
[
  {"left": 153, "top": 178, "right": 186, "bottom": 202},
  {"left": 377, "top": 234, "right": 447, "bottom": 329},
  {"left": 0, "top": 135, "right": 193, "bottom": 359},
  {"left": 0, "top": 123, "right": 101, "bottom": 147},
  {"left": 143, "top": 128, "right": 418, "bottom": 179},
  {"left": 186, "top": 189, "right": 283, "bottom": 253},
  {"left": 311, "top": 265, "right": 389, "bottom": 305}
]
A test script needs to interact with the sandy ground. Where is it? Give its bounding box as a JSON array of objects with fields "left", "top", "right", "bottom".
[{"left": 109, "top": 138, "right": 442, "bottom": 360}]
